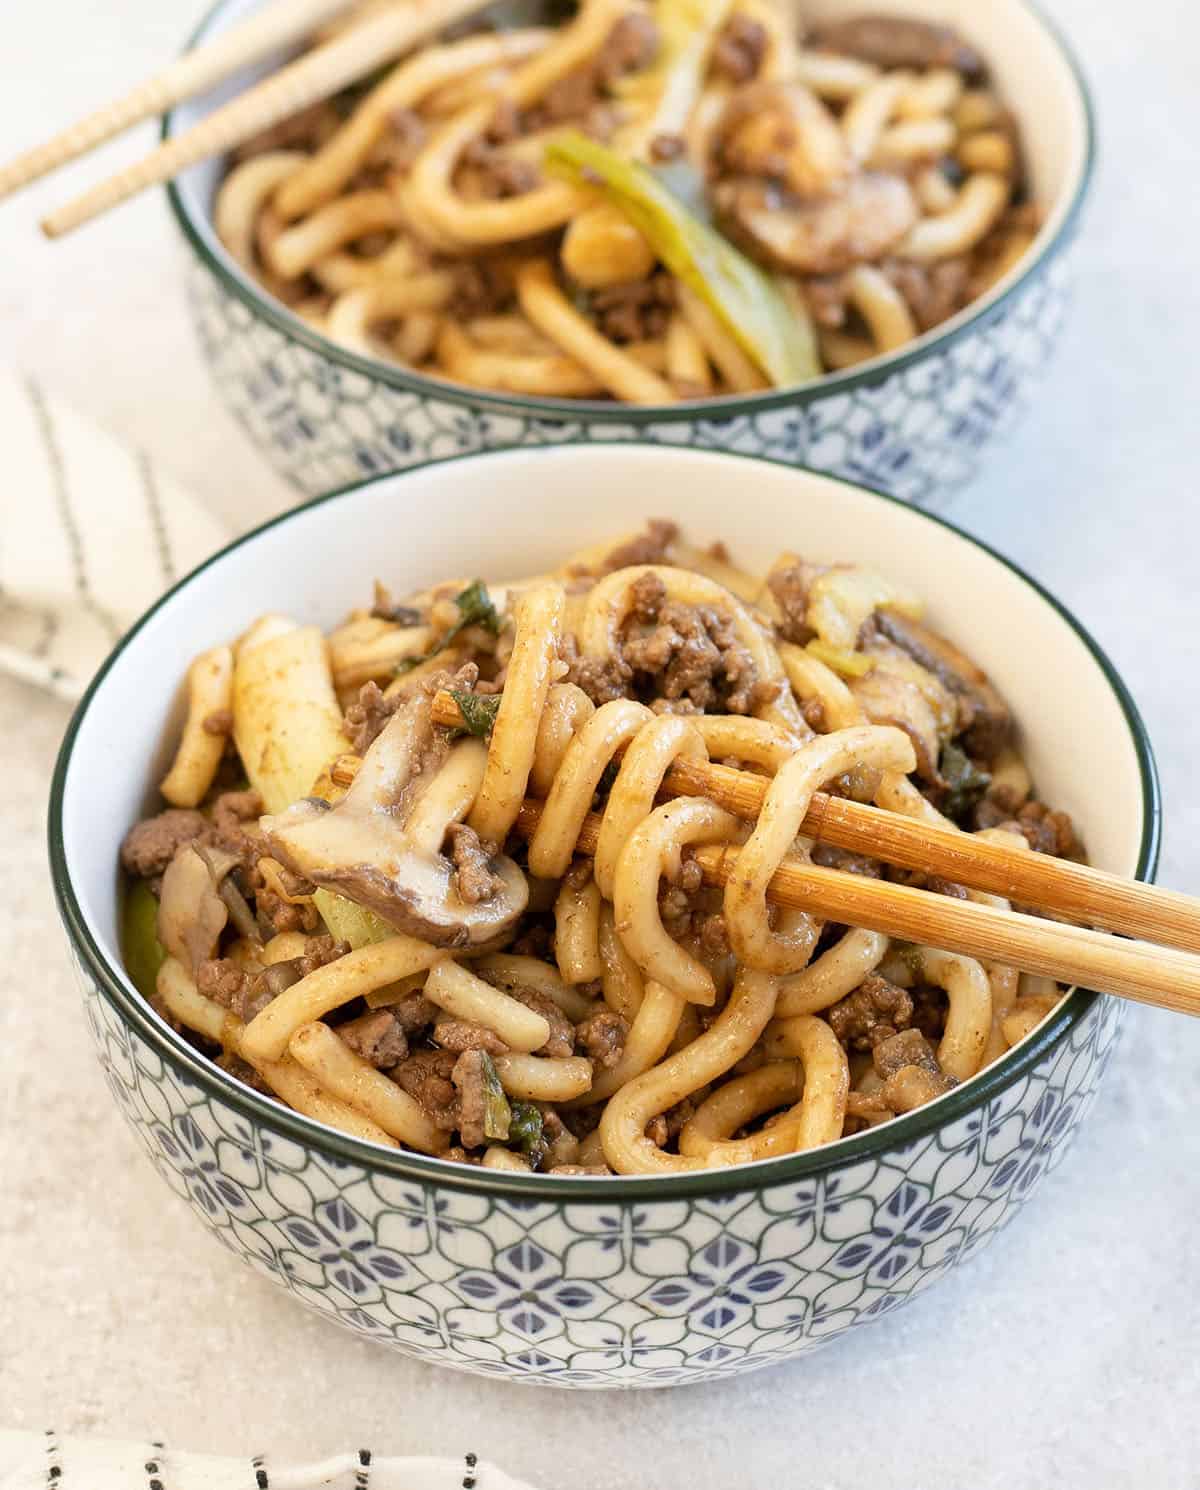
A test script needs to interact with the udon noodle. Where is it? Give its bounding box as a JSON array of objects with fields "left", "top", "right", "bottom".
[
  {"left": 215, "top": 2, "right": 1040, "bottom": 403},
  {"left": 120, "top": 521, "right": 1083, "bottom": 1175}
]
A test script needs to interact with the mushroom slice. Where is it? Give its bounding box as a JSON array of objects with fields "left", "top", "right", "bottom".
[
  {"left": 158, "top": 845, "right": 229, "bottom": 974},
  {"left": 713, "top": 171, "right": 918, "bottom": 275},
  {"left": 874, "top": 608, "right": 1011, "bottom": 758},
  {"left": 714, "top": 82, "right": 850, "bottom": 197},
  {"left": 262, "top": 692, "right": 528, "bottom": 948}
]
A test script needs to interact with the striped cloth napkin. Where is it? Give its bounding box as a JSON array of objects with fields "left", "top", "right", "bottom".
[
  {"left": 0, "top": 368, "right": 229, "bottom": 702},
  {"left": 0, "top": 1431, "right": 540, "bottom": 1490}
]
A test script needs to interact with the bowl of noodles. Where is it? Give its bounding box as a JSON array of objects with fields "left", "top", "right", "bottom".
[
  {"left": 50, "top": 446, "right": 1156, "bottom": 1385},
  {"left": 167, "top": 0, "right": 1093, "bottom": 502}
]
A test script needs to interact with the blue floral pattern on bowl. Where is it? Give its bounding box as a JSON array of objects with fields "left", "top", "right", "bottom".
[
  {"left": 184, "top": 250, "right": 1072, "bottom": 504},
  {"left": 75, "top": 949, "right": 1122, "bottom": 1388}
]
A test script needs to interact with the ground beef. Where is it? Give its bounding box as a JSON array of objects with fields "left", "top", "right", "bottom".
[
  {"left": 232, "top": 100, "right": 341, "bottom": 161},
  {"left": 451, "top": 259, "right": 515, "bottom": 318},
  {"left": 508, "top": 920, "right": 555, "bottom": 960},
  {"left": 293, "top": 935, "right": 350, "bottom": 978},
  {"left": 812, "top": 843, "right": 883, "bottom": 878},
  {"left": 446, "top": 822, "right": 505, "bottom": 905},
  {"left": 909, "top": 984, "right": 948, "bottom": 1041},
  {"left": 600, "top": 519, "right": 679, "bottom": 573},
  {"left": 460, "top": 134, "right": 540, "bottom": 198},
  {"left": 590, "top": 275, "right": 675, "bottom": 343},
  {"left": 561, "top": 639, "right": 635, "bottom": 705},
  {"left": 340, "top": 1008, "right": 412, "bottom": 1068},
  {"left": 121, "top": 810, "right": 209, "bottom": 880},
  {"left": 802, "top": 698, "right": 827, "bottom": 732},
  {"left": 872, "top": 1027, "right": 940, "bottom": 1078},
  {"left": 811, "top": 15, "right": 983, "bottom": 75},
  {"left": 391, "top": 991, "right": 438, "bottom": 1035},
  {"left": 766, "top": 561, "right": 817, "bottom": 644},
  {"left": 434, "top": 1017, "right": 510, "bottom": 1056},
  {"left": 804, "top": 275, "right": 850, "bottom": 330},
  {"left": 711, "top": 14, "right": 768, "bottom": 82},
  {"left": 215, "top": 1049, "right": 274, "bottom": 1095},
  {"left": 882, "top": 257, "right": 971, "bottom": 333},
  {"left": 255, "top": 886, "right": 323, "bottom": 936},
  {"left": 343, "top": 680, "right": 400, "bottom": 755},
  {"left": 576, "top": 1008, "right": 629, "bottom": 1069},
  {"left": 394, "top": 1048, "right": 460, "bottom": 1129},
  {"left": 649, "top": 132, "right": 686, "bottom": 162},
  {"left": 196, "top": 959, "right": 271, "bottom": 1023},
  {"left": 827, "top": 973, "right": 914, "bottom": 1050},
  {"left": 973, "top": 785, "right": 1080, "bottom": 858},
  {"left": 596, "top": 12, "right": 659, "bottom": 81},
  {"left": 645, "top": 1114, "right": 669, "bottom": 1147},
  {"left": 452, "top": 1049, "right": 490, "bottom": 1148},
  {"left": 513, "top": 988, "right": 576, "bottom": 1058},
  {"left": 885, "top": 866, "right": 970, "bottom": 900},
  {"left": 619, "top": 573, "right": 763, "bottom": 713}
]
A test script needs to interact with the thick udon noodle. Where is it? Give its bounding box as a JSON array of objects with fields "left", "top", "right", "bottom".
[
  {"left": 120, "top": 522, "right": 1082, "bottom": 1175},
  {"left": 215, "top": 0, "right": 1041, "bottom": 404}
]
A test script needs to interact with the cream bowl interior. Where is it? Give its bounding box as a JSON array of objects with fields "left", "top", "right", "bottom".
[
  {"left": 167, "top": 0, "right": 1093, "bottom": 406},
  {"left": 55, "top": 445, "right": 1156, "bottom": 1184}
]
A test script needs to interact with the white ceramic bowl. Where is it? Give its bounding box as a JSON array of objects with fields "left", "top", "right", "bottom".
[
  {"left": 167, "top": 0, "right": 1094, "bottom": 503},
  {"left": 50, "top": 447, "right": 1158, "bottom": 1387}
]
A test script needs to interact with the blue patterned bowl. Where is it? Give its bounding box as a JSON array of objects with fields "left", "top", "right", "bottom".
[
  {"left": 165, "top": 0, "right": 1094, "bottom": 504},
  {"left": 49, "top": 448, "right": 1157, "bottom": 1387}
]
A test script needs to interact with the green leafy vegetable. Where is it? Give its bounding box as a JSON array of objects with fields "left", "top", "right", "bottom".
[
  {"left": 480, "top": 1051, "right": 513, "bottom": 1142},
  {"left": 546, "top": 131, "right": 821, "bottom": 387},
  {"left": 508, "top": 1101, "right": 548, "bottom": 1167},
  {"left": 121, "top": 880, "right": 166, "bottom": 1001},
  {"left": 396, "top": 579, "right": 501, "bottom": 674},
  {"left": 448, "top": 689, "right": 503, "bottom": 739},
  {"left": 939, "top": 742, "right": 991, "bottom": 823}
]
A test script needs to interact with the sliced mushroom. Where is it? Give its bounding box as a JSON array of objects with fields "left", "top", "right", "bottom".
[
  {"left": 157, "top": 845, "right": 229, "bottom": 974},
  {"left": 262, "top": 692, "right": 528, "bottom": 948},
  {"left": 714, "top": 171, "right": 918, "bottom": 275},
  {"left": 714, "top": 81, "right": 850, "bottom": 197},
  {"left": 875, "top": 608, "right": 1011, "bottom": 759},
  {"left": 810, "top": 16, "right": 984, "bottom": 77},
  {"left": 851, "top": 664, "right": 941, "bottom": 781}
]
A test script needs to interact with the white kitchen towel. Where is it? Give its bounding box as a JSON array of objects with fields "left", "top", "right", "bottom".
[
  {"left": 0, "top": 369, "right": 230, "bottom": 703},
  {"left": 0, "top": 1431, "right": 541, "bottom": 1490}
]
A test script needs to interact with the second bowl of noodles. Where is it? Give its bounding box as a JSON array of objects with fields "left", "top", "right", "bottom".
[{"left": 168, "top": 0, "right": 1092, "bottom": 501}]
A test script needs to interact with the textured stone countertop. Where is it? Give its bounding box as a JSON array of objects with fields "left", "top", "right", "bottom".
[{"left": 1, "top": 0, "right": 1197, "bottom": 1484}]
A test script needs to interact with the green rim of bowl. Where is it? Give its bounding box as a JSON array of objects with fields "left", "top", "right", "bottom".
[
  {"left": 163, "top": 0, "right": 1096, "bottom": 426},
  {"left": 48, "top": 447, "right": 1161, "bottom": 1202}
]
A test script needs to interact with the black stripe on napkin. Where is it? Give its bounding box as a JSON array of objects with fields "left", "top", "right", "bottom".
[{"left": 24, "top": 378, "right": 121, "bottom": 644}]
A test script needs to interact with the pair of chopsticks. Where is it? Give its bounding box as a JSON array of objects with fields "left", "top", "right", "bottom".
[
  {"left": 0, "top": 0, "right": 494, "bottom": 237},
  {"left": 338, "top": 690, "right": 1200, "bottom": 1017}
]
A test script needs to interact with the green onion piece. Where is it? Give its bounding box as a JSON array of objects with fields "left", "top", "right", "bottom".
[
  {"left": 396, "top": 579, "right": 501, "bottom": 674},
  {"left": 545, "top": 130, "right": 821, "bottom": 387},
  {"left": 939, "top": 742, "right": 992, "bottom": 822},
  {"left": 480, "top": 1051, "right": 512, "bottom": 1141},
  {"left": 448, "top": 689, "right": 503, "bottom": 739},
  {"left": 805, "top": 638, "right": 875, "bottom": 678},
  {"left": 122, "top": 880, "right": 166, "bottom": 1001},
  {"left": 508, "top": 1101, "right": 548, "bottom": 1166}
]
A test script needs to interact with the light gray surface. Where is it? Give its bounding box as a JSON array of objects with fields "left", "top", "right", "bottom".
[{"left": 1, "top": 0, "right": 1197, "bottom": 1485}]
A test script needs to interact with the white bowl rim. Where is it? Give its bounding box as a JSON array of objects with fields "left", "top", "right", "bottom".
[
  {"left": 164, "top": 0, "right": 1097, "bottom": 426},
  {"left": 48, "top": 448, "right": 1159, "bottom": 1202}
]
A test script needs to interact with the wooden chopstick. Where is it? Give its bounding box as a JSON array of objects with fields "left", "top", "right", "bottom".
[
  {"left": 323, "top": 690, "right": 1200, "bottom": 1014},
  {"left": 40, "top": 0, "right": 493, "bottom": 238},
  {"left": 510, "top": 797, "right": 1200, "bottom": 1016},
  {"left": 423, "top": 690, "right": 1200, "bottom": 954},
  {"left": 0, "top": 0, "right": 360, "bottom": 204}
]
